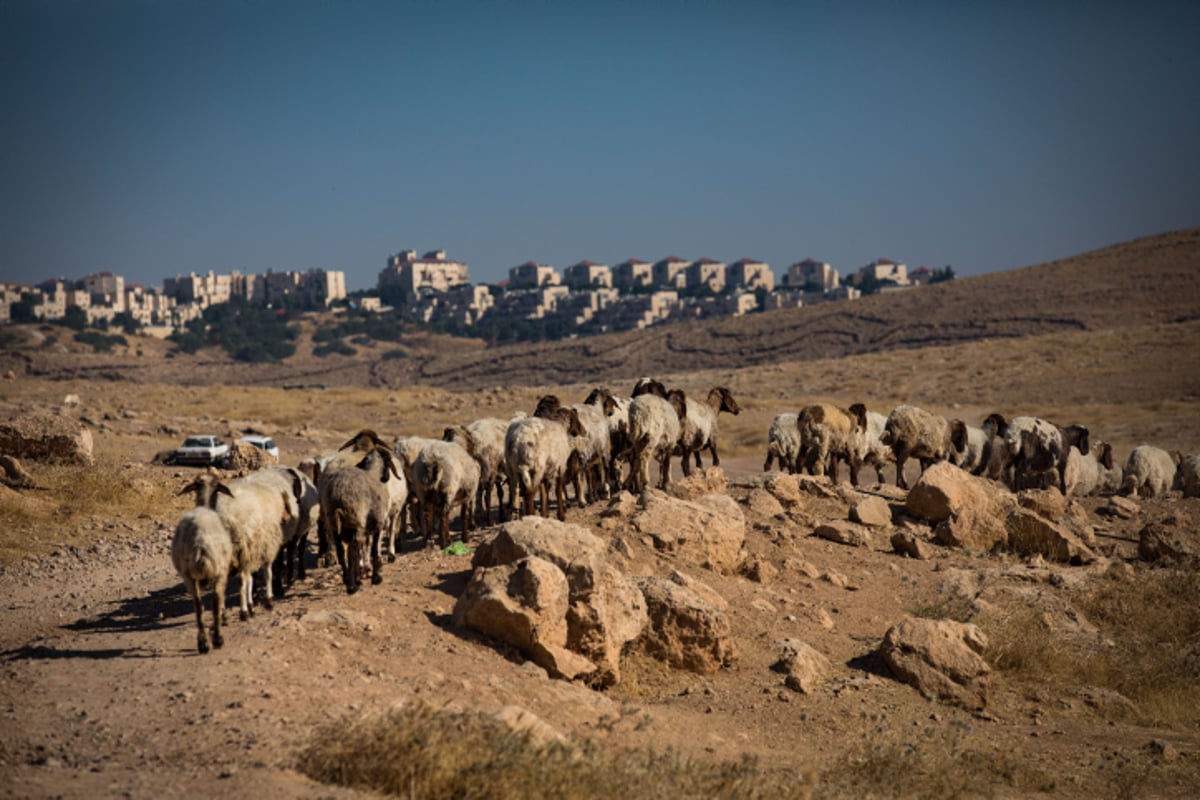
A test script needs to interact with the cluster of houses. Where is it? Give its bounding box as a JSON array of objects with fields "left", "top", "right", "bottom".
[
  {"left": 377, "top": 250, "right": 932, "bottom": 334},
  {"left": 0, "top": 268, "right": 348, "bottom": 335},
  {"left": 0, "top": 249, "right": 938, "bottom": 338}
]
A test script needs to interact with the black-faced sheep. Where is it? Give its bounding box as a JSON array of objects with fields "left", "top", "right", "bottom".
[
  {"left": 1002, "top": 416, "right": 1089, "bottom": 493},
  {"left": 319, "top": 444, "right": 403, "bottom": 593},
  {"left": 628, "top": 388, "right": 687, "bottom": 493},
  {"left": 677, "top": 387, "right": 740, "bottom": 474},
  {"left": 444, "top": 418, "right": 511, "bottom": 525},
  {"left": 796, "top": 403, "right": 866, "bottom": 485},
  {"left": 950, "top": 413, "right": 1008, "bottom": 477},
  {"left": 504, "top": 399, "right": 586, "bottom": 520},
  {"left": 1064, "top": 441, "right": 1123, "bottom": 497}
]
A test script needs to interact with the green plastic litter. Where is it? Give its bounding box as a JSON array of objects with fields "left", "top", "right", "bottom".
[{"left": 442, "top": 541, "right": 471, "bottom": 556}]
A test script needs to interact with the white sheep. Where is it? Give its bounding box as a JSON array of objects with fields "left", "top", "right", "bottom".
[
  {"left": 504, "top": 400, "right": 586, "bottom": 519},
  {"left": 1002, "top": 416, "right": 1089, "bottom": 492},
  {"left": 677, "top": 387, "right": 740, "bottom": 475},
  {"left": 319, "top": 444, "right": 402, "bottom": 593},
  {"left": 1064, "top": 441, "right": 1123, "bottom": 497},
  {"left": 393, "top": 434, "right": 443, "bottom": 542},
  {"left": 536, "top": 394, "right": 612, "bottom": 505},
  {"left": 880, "top": 405, "right": 956, "bottom": 490},
  {"left": 763, "top": 412, "right": 801, "bottom": 473},
  {"left": 585, "top": 386, "right": 631, "bottom": 494},
  {"left": 444, "top": 418, "right": 511, "bottom": 525},
  {"left": 854, "top": 406, "right": 895, "bottom": 485},
  {"left": 239, "top": 465, "right": 319, "bottom": 597},
  {"left": 172, "top": 474, "right": 235, "bottom": 654},
  {"left": 1177, "top": 453, "right": 1200, "bottom": 498},
  {"left": 950, "top": 413, "right": 1007, "bottom": 477},
  {"left": 413, "top": 437, "right": 481, "bottom": 548},
  {"left": 1121, "top": 445, "right": 1179, "bottom": 498},
  {"left": 214, "top": 471, "right": 296, "bottom": 620},
  {"left": 796, "top": 403, "right": 866, "bottom": 484},
  {"left": 627, "top": 388, "right": 687, "bottom": 493}
]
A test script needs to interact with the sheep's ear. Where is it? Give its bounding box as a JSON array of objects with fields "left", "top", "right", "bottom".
[
  {"left": 603, "top": 393, "right": 617, "bottom": 416},
  {"left": 568, "top": 409, "right": 586, "bottom": 436},
  {"left": 950, "top": 420, "right": 967, "bottom": 451},
  {"left": 216, "top": 482, "right": 235, "bottom": 498},
  {"left": 176, "top": 480, "right": 197, "bottom": 497},
  {"left": 337, "top": 434, "right": 356, "bottom": 451},
  {"left": 1101, "top": 444, "right": 1114, "bottom": 470},
  {"left": 986, "top": 413, "right": 1008, "bottom": 436},
  {"left": 289, "top": 470, "right": 304, "bottom": 502},
  {"left": 442, "top": 426, "right": 457, "bottom": 442},
  {"left": 849, "top": 403, "right": 867, "bottom": 430},
  {"left": 1077, "top": 427, "right": 1090, "bottom": 457},
  {"left": 723, "top": 388, "right": 741, "bottom": 415}
]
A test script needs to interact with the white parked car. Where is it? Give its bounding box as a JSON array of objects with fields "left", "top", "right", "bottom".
[
  {"left": 239, "top": 435, "right": 280, "bottom": 461},
  {"left": 172, "top": 435, "right": 230, "bottom": 467}
]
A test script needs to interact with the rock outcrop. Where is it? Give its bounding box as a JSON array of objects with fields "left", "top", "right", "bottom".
[{"left": 879, "top": 616, "right": 991, "bottom": 710}]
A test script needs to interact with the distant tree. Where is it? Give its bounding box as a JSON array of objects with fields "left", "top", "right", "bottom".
[
  {"left": 112, "top": 312, "right": 141, "bottom": 335},
  {"left": 9, "top": 297, "right": 36, "bottom": 323},
  {"left": 61, "top": 306, "right": 88, "bottom": 330},
  {"left": 930, "top": 265, "right": 956, "bottom": 283}
]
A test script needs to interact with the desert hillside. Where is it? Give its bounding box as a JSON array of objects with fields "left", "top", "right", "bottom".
[
  {"left": 1, "top": 228, "right": 1199, "bottom": 799},
  {"left": 4, "top": 227, "right": 1199, "bottom": 392}
]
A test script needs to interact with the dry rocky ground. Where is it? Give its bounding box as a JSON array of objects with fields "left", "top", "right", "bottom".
[
  {"left": 2, "top": 228, "right": 1200, "bottom": 798},
  {"left": 1, "top": 376, "right": 1199, "bottom": 799}
]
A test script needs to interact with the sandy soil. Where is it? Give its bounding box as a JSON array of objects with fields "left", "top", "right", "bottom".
[{"left": 2, "top": 447, "right": 1198, "bottom": 799}]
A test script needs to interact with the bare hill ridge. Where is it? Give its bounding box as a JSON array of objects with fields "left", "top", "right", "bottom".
[
  {"left": 371, "top": 227, "right": 1200, "bottom": 390},
  {"left": 5, "top": 227, "right": 1198, "bottom": 391}
]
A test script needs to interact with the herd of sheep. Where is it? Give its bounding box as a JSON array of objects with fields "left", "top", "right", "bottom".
[{"left": 170, "top": 378, "right": 1199, "bottom": 654}]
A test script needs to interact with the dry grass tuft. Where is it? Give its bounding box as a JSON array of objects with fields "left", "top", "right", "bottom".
[
  {"left": 300, "top": 702, "right": 816, "bottom": 799},
  {"left": 818, "top": 722, "right": 1054, "bottom": 798},
  {"left": 985, "top": 568, "right": 1200, "bottom": 727},
  {"left": 0, "top": 455, "right": 178, "bottom": 566}
]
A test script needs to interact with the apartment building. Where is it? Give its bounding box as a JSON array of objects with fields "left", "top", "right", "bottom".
[
  {"left": 563, "top": 260, "right": 612, "bottom": 289},
  {"left": 379, "top": 249, "right": 470, "bottom": 300}
]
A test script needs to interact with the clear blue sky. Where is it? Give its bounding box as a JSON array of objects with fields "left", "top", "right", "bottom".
[{"left": 3, "top": 1, "right": 1198, "bottom": 291}]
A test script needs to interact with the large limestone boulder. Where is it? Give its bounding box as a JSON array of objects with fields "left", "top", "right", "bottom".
[
  {"left": 635, "top": 575, "right": 737, "bottom": 674},
  {"left": 850, "top": 495, "right": 893, "bottom": 528},
  {"left": 813, "top": 520, "right": 872, "bottom": 548},
  {"left": 1018, "top": 488, "right": 1068, "bottom": 521},
  {"left": 666, "top": 466, "right": 728, "bottom": 501},
  {"left": 630, "top": 490, "right": 745, "bottom": 573},
  {"left": 0, "top": 412, "right": 94, "bottom": 466},
  {"left": 452, "top": 556, "right": 595, "bottom": 681},
  {"left": 909, "top": 462, "right": 1014, "bottom": 552},
  {"left": 879, "top": 616, "right": 991, "bottom": 710},
  {"left": 1004, "top": 508, "right": 1098, "bottom": 564},
  {"left": 908, "top": 462, "right": 1013, "bottom": 524},
  {"left": 1138, "top": 521, "right": 1200, "bottom": 566},
  {"left": 466, "top": 518, "right": 647, "bottom": 687}
]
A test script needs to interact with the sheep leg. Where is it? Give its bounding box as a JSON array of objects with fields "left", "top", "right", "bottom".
[
  {"left": 895, "top": 452, "right": 910, "bottom": 490},
  {"left": 271, "top": 551, "right": 287, "bottom": 600},
  {"left": 657, "top": 451, "right": 673, "bottom": 489},
  {"left": 239, "top": 569, "right": 253, "bottom": 621},
  {"left": 439, "top": 507, "right": 451, "bottom": 549},
  {"left": 189, "top": 581, "right": 209, "bottom": 654},
  {"left": 370, "top": 529, "right": 383, "bottom": 585},
  {"left": 260, "top": 563, "right": 274, "bottom": 611},
  {"left": 827, "top": 451, "right": 838, "bottom": 483},
  {"left": 680, "top": 449, "right": 693, "bottom": 478},
  {"left": 695, "top": 450, "right": 705, "bottom": 470},
  {"left": 461, "top": 499, "right": 473, "bottom": 543},
  {"left": 707, "top": 441, "right": 719, "bottom": 468},
  {"left": 211, "top": 574, "right": 225, "bottom": 649},
  {"left": 345, "top": 535, "right": 361, "bottom": 594},
  {"left": 538, "top": 480, "right": 550, "bottom": 517},
  {"left": 555, "top": 477, "right": 567, "bottom": 521},
  {"left": 848, "top": 457, "right": 860, "bottom": 487},
  {"left": 316, "top": 520, "right": 335, "bottom": 568}
]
